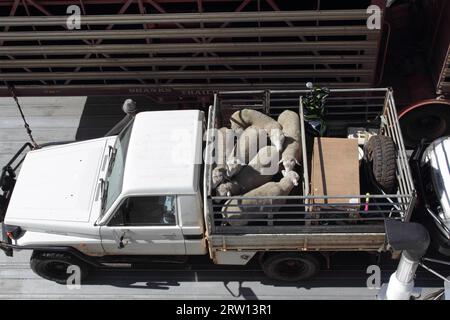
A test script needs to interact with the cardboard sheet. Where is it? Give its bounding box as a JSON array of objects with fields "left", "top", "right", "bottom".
[{"left": 311, "top": 137, "right": 360, "bottom": 208}]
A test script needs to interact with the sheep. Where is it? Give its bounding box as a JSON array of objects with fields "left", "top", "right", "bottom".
[
  {"left": 216, "top": 145, "right": 280, "bottom": 199},
  {"left": 278, "top": 110, "right": 301, "bottom": 140},
  {"left": 222, "top": 170, "right": 300, "bottom": 226},
  {"left": 210, "top": 127, "right": 241, "bottom": 188},
  {"left": 277, "top": 110, "right": 302, "bottom": 172},
  {"left": 232, "top": 145, "right": 280, "bottom": 194},
  {"left": 225, "top": 153, "right": 244, "bottom": 179},
  {"left": 216, "top": 180, "right": 241, "bottom": 198},
  {"left": 233, "top": 125, "right": 269, "bottom": 165},
  {"left": 211, "top": 167, "right": 228, "bottom": 190},
  {"left": 230, "top": 109, "right": 285, "bottom": 152}
]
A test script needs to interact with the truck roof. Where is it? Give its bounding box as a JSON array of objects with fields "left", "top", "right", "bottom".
[{"left": 122, "top": 110, "right": 203, "bottom": 196}]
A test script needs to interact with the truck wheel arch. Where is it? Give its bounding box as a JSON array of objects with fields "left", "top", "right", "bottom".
[
  {"left": 399, "top": 99, "right": 450, "bottom": 148},
  {"left": 259, "top": 251, "right": 322, "bottom": 282},
  {"left": 30, "top": 251, "right": 90, "bottom": 284}
]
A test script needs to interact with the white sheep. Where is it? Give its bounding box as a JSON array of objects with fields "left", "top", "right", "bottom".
[
  {"left": 215, "top": 180, "right": 241, "bottom": 198},
  {"left": 222, "top": 170, "right": 300, "bottom": 226},
  {"left": 210, "top": 127, "right": 240, "bottom": 188},
  {"left": 277, "top": 110, "right": 302, "bottom": 172},
  {"left": 229, "top": 109, "right": 285, "bottom": 152},
  {"left": 211, "top": 167, "right": 228, "bottom": 190},
  {"left": 232, "top": 145, "right": 280, "bottom": 194},
  {"left": 233, "top": 125, "right": 269, "bottom": 165}
]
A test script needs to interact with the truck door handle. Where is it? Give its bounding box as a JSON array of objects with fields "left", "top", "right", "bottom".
[
  {"left": 118, "top": 234, "right": 132, "bottom": 248},
  {"left": 113, "top": 230, "right": 130, "bottom": 249},
  {"left": 118, "top": 234, "right": 126, "bottom": 249}
]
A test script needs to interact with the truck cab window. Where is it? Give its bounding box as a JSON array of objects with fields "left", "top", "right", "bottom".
[
  {"left": 102, "top": 121, "right": 133, "bottom": 216},
  {"left": 108, "top": 196, "right": 176, "bottom": 226}
]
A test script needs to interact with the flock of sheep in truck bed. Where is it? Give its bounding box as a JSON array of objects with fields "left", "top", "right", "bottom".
[{"left": 210, "top": 108, "right": 303, "bottom": 226}]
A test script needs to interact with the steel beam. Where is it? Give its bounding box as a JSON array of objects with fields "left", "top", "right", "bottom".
[
  {"left": 0, "top": 26, "right": 375, "bottom": 41},
  {"left": 0, "top": 41, "right": 377, "bottom": 55},
  {"left": 0, "top": 0, "right": 243, "bottom": 4},
  {"left": 0, "top": 10, "right": 370, "bottom": 26},
  {"left": 166, "top": 0, "right": 252, "bottom": 85},
  {"left": 0, "top": 69, "right": 373, "bottom": 80},
  {"left": 437, "top": 45, "right": 450, "bottom": 95},
  {"left": 0, "top": 55, "right": 375, "bottom": 68},
  {"left": 0, "top": 0, "right": 20, "bottom": 47},
  {"left": 0, "top": 82, "right": 373, "bottom": 97},
  {"left": 0, "top": 2, "right": 379, "bottom": 95}
]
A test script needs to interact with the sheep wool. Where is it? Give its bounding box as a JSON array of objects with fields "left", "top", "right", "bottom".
[
  {"left": 222, "top": 170, "right": 300, "bottom": 226},
  {"left": 232, "top": 145, "right": 280, "bottom": 194},
  {"left": 210, "top": 127, "right": 238, "bottom": 188},
  {"left": 215, "top": 127, "right": 237, "bottom": 166},
  {"left": 278, "top": 110, "right": 301, "bottom": 141},
  {"left": 215, "top": 180, "right": 242, "bottom": 198},
  {"left": 234, "top": 125, "right": 268, "bottom": 165},
  {"left": 229, "top": 109, "right": 285, "bottom": 152},
  {"left": 277, "top": 110, "right": 302, "bottom": 172}
]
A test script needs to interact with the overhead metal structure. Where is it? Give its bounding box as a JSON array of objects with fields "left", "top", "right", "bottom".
[
  {"left": 0, "top": 0, "right": 385, "bottom": 103},
  {"left": 423, "top": 0, "right": 450, "bottom": 97},
  {"left": 437, "top": 46, "right": 450, "bottom": 94},
  {"left": 436, "top": 45, "right": 450, "bottom": 96}
]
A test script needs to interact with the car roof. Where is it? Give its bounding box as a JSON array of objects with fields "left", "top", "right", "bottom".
[{"left": 122, "top": 110, "right": 203, "bottom": 196}]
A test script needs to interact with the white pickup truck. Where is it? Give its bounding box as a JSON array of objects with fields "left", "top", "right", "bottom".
[{"left": 0, "top": 88, "right": 416, "bottom": 284}]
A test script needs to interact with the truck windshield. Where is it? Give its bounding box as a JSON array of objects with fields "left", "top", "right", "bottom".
[{"left": 102, "top": 121, "right": 133, "bottom": 215}]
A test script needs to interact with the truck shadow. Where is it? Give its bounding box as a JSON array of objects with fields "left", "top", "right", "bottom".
[
  {"left": 74, "top": 95, "right": 203, "bottom": 140},
  {"left": 84, "top": 253, "right": 443, "bottom": 300},
  {"left": 82, "top": 265, "right": 443, "bottom": 300}
]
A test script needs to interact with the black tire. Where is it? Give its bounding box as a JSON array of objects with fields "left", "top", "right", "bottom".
[
  {"left": 0, "top": 194, "right": 7, "bottom": 220},
  {"left": 399, "top": 102, "right": 450, "bottom": 148},
  {"left": 261, "top": 252, "right": 320, "bottom": 282},
  {"left": 365, "top": 135, "right": 397, "bottom": 193},
  {"left": 30, "top": 251, "right": 89, "bottom": 284}
]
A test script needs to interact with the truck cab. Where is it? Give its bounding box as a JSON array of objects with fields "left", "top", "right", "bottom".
[{"left": 2, "top": 110, "right": 207, "bottom": 261}]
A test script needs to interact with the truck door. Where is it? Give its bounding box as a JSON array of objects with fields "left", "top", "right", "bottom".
[{"left": 100, "top": 195, "right": 186, "bottom": 255}]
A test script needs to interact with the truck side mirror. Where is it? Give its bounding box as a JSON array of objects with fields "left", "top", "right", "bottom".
[{"left": 104, "top": 99, "right": 137, "bottom": 137}]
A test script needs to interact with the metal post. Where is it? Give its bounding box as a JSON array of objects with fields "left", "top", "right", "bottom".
[
  {"left": 383, "top": 254, "right": 418, "bottom": 300},
  {"left": 299, "top": 96, "right": 310, "bottom": 202},
  {"left": 378, "top": 221, "right": 431, "bottom": 300}
]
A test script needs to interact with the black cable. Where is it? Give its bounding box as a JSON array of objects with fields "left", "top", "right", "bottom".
[{"left": 6, "top": 84, "right": 40, "bottom": 149}]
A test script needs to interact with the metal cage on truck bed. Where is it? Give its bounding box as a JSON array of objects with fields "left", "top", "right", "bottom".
[{"left": 203, "top": 88, "right": 415, "bottom": 253}]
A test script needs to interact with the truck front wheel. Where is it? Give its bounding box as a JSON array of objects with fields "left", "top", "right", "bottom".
[
  {"left": 261, "top": 252, "right": 320, "bottom": 282},
  {"left": 30, "top": 251, "right": 89, "bottom": 285}
]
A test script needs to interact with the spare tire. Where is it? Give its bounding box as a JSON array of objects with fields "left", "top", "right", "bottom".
[{"left": 365, "top": 135, "right": 397, "bottom": 193}]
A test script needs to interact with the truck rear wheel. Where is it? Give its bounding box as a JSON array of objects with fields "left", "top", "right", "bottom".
[
  {"left": 261, "top": 252, "right": 320, "bottom": 282},
  {"left": 30, "top": 251, "right": 89, "bottom": 284}
]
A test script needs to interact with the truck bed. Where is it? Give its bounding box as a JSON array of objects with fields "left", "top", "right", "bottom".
[{"left": 203, "top": 88, "right": 415, "bottom": 253}]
